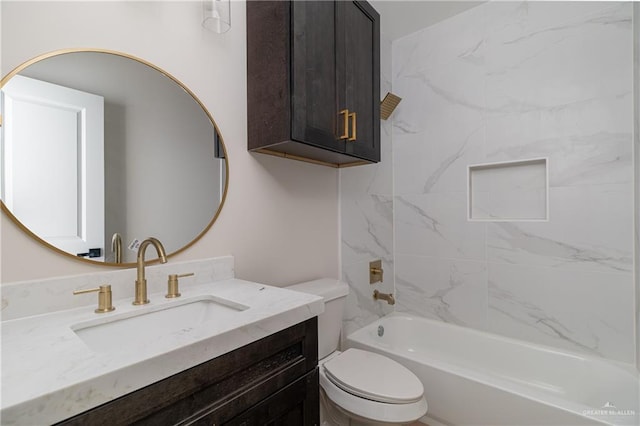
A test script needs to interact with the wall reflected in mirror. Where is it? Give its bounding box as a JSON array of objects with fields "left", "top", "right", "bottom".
[{"left": 1, "top": 50, "right": 228, "bottom": 265}]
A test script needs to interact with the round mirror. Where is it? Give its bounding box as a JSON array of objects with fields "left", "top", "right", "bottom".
[{"left": 0, "top": 49, "right": 228, "bottom": 266}]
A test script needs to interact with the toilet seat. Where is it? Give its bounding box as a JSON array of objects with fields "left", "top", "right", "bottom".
[
  {"left": 319, "top": 349, "right": 428, "bottom": 424},
  {"left": 323, "top": 348, "right": 424, "bottom": 404}
]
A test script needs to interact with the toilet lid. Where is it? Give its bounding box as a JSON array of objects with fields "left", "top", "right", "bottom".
[{"left": 323, "top": 348, "right": 424, "bottom": 404}]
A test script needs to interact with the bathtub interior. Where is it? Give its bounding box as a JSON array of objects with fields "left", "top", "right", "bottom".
[{"left": 346, "top": 313, "right": 639, "bottom": 426}]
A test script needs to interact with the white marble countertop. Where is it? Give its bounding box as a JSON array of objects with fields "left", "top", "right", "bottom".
[{"left": 1, "top": 278, "right": 323, "bottom": 425}]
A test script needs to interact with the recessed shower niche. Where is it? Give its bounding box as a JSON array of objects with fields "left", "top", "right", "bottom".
[{"left": 468, "top": 158, "right": 548, "bottom": 222}]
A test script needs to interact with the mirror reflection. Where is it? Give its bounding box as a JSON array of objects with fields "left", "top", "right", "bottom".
[{"left": 1, "top": 50, "right": 228, "bottom": 265}]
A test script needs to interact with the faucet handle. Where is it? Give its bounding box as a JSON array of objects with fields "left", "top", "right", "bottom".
[
  {"left": 73, "top": 285, "right": 116, "bottom": 313},
  {"left": 369, "top": 260, "right": 384, "bottom": 284},
  {"left": 166, "top": 273, "right": 194, "bottom": 298}
]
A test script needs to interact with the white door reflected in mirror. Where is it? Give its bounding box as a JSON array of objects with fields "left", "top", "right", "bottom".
[{"left": 1, "top": 75, "right": 105, "bottom": 258}]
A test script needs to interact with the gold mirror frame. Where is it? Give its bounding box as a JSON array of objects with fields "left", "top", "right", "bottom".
[{"left": 0, "top": 48, "right": 229, "bottom": 267}]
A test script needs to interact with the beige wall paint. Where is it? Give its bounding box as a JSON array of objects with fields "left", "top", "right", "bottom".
[{"left": 0, "top": 1, "right": 339, "bottom": 286}]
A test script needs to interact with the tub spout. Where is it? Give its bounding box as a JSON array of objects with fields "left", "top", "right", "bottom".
[{"left": 373, "top": 290, "right": 395, "bottom": 305}]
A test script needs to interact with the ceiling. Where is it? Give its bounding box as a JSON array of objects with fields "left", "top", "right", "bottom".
[{"left": 370, "top": 0, "right": 484, "bottom": 41}]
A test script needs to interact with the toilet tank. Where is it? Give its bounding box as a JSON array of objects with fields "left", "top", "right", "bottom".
[{"left": 287, "top": 279, "right": 349, "bottom": 360}]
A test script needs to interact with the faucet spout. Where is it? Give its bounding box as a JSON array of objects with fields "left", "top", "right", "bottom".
[
  {"left": 133, "top": 237, "right": 167, "bottom": 305},
  {"left": 111, "top": 232, "right": 123, "bottom": 264},
  {"left": 373, "top": 289, "right": 395, "bottom": 305}
]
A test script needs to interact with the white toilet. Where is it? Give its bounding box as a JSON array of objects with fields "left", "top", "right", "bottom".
[{"left": 288, "top": 279, "right": 428, "bottom": 426}]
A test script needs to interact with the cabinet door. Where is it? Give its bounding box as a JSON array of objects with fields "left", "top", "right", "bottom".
[
  {"left": 290, "top": 1, "right": 345, "bottom": 154},
  {"left": 338, "top": 1, "right": 380, "bottom": 162}
]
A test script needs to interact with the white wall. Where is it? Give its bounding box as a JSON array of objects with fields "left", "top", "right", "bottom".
[
  {"left": 392, "top": 1, "right": 635, "bottom": 363},
  {"left": 0, "top": 1, "right": 339, "bottom": 286}
]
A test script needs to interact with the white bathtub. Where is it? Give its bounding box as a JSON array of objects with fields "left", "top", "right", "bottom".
[{"left": 346, "top": 313, "right": 639, "bottom": 426}]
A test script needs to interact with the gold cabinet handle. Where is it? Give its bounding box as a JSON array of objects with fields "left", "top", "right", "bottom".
[
  {"left": 73, "top": 285, "right": 116, "bottom": 313},
  {"left": 348, "top": 112, "right": 357, "bottom": 141},
  {"left": 338, "top": 109, "right": 349, "bottom": 139},
  {"left": 166, "top": 272, "right": 194, "bottom": 298}
]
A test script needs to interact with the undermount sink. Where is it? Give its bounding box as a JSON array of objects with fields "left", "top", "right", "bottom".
[{"left": 71, "top": 296, "right": 249, "bottom": 353}]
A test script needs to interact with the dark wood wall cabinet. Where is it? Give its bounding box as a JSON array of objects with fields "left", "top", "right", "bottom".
[
  {"left": 56, "top": 318, "right": 319, "bottom": 426},
  {"left": 247, "top": 0, "right": 380, "bottom": 168}
]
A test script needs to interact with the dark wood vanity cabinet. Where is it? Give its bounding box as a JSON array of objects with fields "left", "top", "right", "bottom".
[
  {"left": 247, "top": 1, "right": 380, "bottom": 167},
  {"left": 56, "top": 318, "right": 319, "bottom": 426}
]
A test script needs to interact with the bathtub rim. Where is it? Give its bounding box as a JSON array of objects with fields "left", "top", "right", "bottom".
[
  {"left": 348, "top": 312, "right": 638, "bottom": 374},
  {"left": 346, "top": 312, "right": 639, "bottom": 426}
]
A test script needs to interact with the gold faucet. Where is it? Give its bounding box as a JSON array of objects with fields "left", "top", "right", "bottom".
[
  {"left": 111, "top": 232, "right": 123, "bottom": 264},
  {"left": 133, "top": 237, "right": 167, "bottom": 305},
  {"left": 373, "top": 289, "right": 395, "bottom": 305}
]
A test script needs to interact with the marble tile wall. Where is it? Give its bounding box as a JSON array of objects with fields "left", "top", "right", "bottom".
[
  {"left": 392, "top": 1, "right": 636, "bottom": 363},
  {"left": 339, "top": 37, "right": 395, "bottom": 338},
  {"left": 634, "top": 2, "right": 639, "bottom": 369}
]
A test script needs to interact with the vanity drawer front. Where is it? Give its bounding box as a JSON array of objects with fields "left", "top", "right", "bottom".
[
  {"left": 56, "top": 318, "right": 318, "bottom": 426},
  {"left": 222, "top": 368, "right": 319, "bottom": 426}
]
